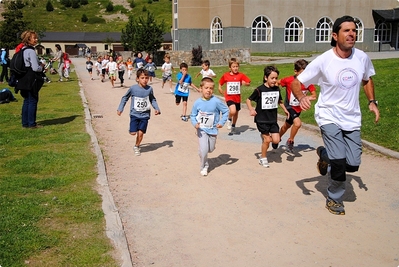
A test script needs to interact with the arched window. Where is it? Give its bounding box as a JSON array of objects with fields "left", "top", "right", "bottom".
[
  {"left": 374, "top": 21, "right": 391, "bottom": 42},
  {"left": 211, "top": 17, "right": 223, "bottom": 44},
  {"left": 284, "top": 16, "right": 304, "bottom": 43},
  {"left": 251, "top": 15, "right": 272, "bottom": 43},
  {"left": 354, "top": 17, "right": 364, "bottom": 42},
  {"left": 315, "top": 17, "right": 333, "bottom": 43}
]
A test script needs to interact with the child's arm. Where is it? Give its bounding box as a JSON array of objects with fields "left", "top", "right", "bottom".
[
  {"left": 190, "top": 83, "right": 200, "bottom": 92},
  {"left": 246, "top": 99, "right": 257, "bottom": 116},
  {"left": 195, "top": 71, "right": 201, "bottom": 79},
  {"left": 279, "top": 101, "right": 289, "bottom": 118}
]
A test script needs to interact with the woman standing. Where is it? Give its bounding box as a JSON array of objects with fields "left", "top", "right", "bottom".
[
  {"left": 0, "top": 47, "right": 9, "bottom": 83},
  {"left": 16, "top": 30, "right": 45, "bottom": 128},
  {"left": 52, "top": 44, "right": 64, "bottom": 82}
]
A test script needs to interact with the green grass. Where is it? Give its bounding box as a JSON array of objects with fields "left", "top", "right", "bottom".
[
  {"left": 22, "top": 0, "right": 172, "bottom": 32},
  {"left": 0, "top": 70, "right": 117, "bottom": 266},
  {"left": 158, "top": 58, "right": 399, "bottom": 152}
]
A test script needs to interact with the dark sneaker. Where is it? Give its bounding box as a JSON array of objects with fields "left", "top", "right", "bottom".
[
  {"left": 286, "top": 140, "right": 294, "bottom": 153},
  {"left": 325, "top": 197, "right": 345, "bottom": 215},
  {"left": 228, "top": 126, "right": 236, "bottom": 136},
  {"left": 316, "top": 146, "right": 328, "bottom": 176},
  {"left": 272, "top": 143, "right": 278, "bottom": 149}
]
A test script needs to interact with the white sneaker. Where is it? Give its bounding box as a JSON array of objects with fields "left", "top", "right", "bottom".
[
  {"left": 133, "top": 146, "right": 141, "bottom": 156},
  {"left": 226, "top": 119, "right": 232, "bottom": 130},
  {"left": 259, "top": 158, "right": 269, "bottom": 168},
  {"left": 200, "top": 167, "right": 208, "bottom": 176},
  {"left": 170, "top": 88, "right": 174, "bottom": 93}
]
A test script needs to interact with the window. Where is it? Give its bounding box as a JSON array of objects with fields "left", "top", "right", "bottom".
[
  {"left": 354, "top": 17, "right": 364, "bottom": 42},
  {"left": 374, "top": 21, "right": 391, "bottom": 42},
  {"left": 104, "top": 44, "right": 108, "bottom": 50},
  {"left": 251, "top": 16, "right": 272, "bottom": 42},
  {"left": 315, "top": 17, "right": 333, "bottom": 43},
  {"left": 211, "top": 17, "right": 223, "bottom": 44},
  {"left": 284, "top": 16, "right": 304, "bottom": 43}
]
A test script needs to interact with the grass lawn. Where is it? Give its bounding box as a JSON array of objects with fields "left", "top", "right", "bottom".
[{"left": 0, "top": 70, "right": 118, "bottom": 266}]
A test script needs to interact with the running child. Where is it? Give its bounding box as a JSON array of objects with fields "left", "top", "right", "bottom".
[
  {"left": 94, "top": 56, "right": 102, "bottom": 78},
  {"left": 174, "top": 62, "right": 199, "bottom": 122},
  {"left": 63, "top": 53, "right": 71, "bottom": 81},
  {"left": 218, "top": 58, "right": 251, "bottom": 135},
  {"left": 246, "top": 65, "right": 289, "bottom": 168},
  {"left": 126, "top": 57, "right": 134, "bottom": 79},
  {"left": 195, "top": 59, "right": 216, "bottom": 79},
  {"left": 144, "top": 57, "right": 157, "bottom": 83},
  {"left": 117, "top": 69, "right": 161, "bottom": 156},
  {"left": 278, "top": 59, "right": 317, "bottom": 152},
  {"left": 161, "top": 54, "right": 173, "bottom": 92},
  {"left": 106, "top": 56, "right": 118, "bottom": 87},
  {"left": 86, "top": 56, "right": 94, "bottom": 80},
  {"left": 133, "top": 52, "right": 146, "bottom": 70},
  {"left": 190, "top": 77, "right": 229, "bottom": 176}
]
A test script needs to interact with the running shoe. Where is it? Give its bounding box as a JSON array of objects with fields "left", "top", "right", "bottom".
[
  {"left": 228, "top": 126, "right": 236, "bottom": 136},
  {"left": 226, "top": 119, "right": 232, "bottom": 130},
  {"left": 286, "top": 139, "right": 294, "bottom": 153},
  {"left": 133, "top": 146, "right": 141, "bottom": 156},
  {"left": 316, "top": 146, "right": 328, "bottom": 176},
  {"left": 259, "top": 158, "right": 270, "bottom": 168},
  {"left": 325, "top": 197, "right": 345, "bottom": 215},
  {"left": 200, "top": 167, "right": 208, "bottom": 176}
]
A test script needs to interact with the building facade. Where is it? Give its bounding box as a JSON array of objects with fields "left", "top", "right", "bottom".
[{"left": 172, "top": 0, "right": 399, "bottom": 52}]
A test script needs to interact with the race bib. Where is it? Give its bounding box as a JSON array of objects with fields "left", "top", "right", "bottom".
[
  {"left": 227, "top": 81, "right": 240, "bottom": 95},
  {"left": 261, "top": 91, "right": 279, "bottom": 109},
  {"left": 134, "top": 96, "right": 150, "bottom": 112},
  {"left": 289, "top": 92, "right": 300, "bottom": 106},
  {"left": 86, "top": 64, "right": 92, "bottom": 69},
  {"left": 148, "top": 66, "right": 155, "bottom": 72},
  {"left": 137, "top": 62, "right": 144, "bottom": 69},
  {"left": 178, "top": 82, "right": 189, "bottom": 93},
  {"left": 196, "top": 111, "right": 215, "bottom": 128}
]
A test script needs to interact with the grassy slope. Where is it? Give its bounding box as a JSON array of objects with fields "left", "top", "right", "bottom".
[{"left": 22, "top": 0, "right": 172, "bottom": 32}]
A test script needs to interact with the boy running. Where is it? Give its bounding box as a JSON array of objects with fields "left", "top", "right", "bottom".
[
  {"left": 278, "top": 59, "right": 317, "bottom": 152},
  {"left": 190, "top": 77, "right": 229, "bottom": 176},
  {"left": 161, "top": 54, "right": 174, "bottom": 92},
  {"left": 246, "top": 66, "right": 288, "bottom": 168},
  {"left": 117, "top": 69, "right": 161, "bottom": 156},
  {"left": 218, "top": 58, "right": 251, "bottom": 135},
  {"left": 174, "top": 62, "right": 199, "bottom": 122}
]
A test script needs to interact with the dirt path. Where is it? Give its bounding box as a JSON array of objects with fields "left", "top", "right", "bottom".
[{"left": 73, "top": 58, "right": 399, "bottom": 267}]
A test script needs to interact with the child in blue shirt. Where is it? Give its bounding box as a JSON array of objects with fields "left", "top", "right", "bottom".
[
  {"left": 144, "top": 57, "right": 157, "bottom": 84},
  {"left": 190, "top": 77, "right": 229, "bottom": 176},
  {"left": 174, "top": 62, "right": 199, "bottom": 121},
  {"left": 117, "top": 69, "right": 161, "bottom": 156}
]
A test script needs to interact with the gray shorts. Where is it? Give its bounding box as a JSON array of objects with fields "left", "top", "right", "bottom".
[{"left": 320, "top": 123, "right": 362, "bottom": 167}]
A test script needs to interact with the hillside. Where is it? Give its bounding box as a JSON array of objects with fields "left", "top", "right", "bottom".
[{"left": 3, "top": 0, "right": 172, "bottom": 32}]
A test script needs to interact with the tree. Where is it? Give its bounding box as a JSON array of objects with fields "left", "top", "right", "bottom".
[
  {"left": 106, "top": 2, "right": 114, "bottom": 12},
  {"left": 81, "top": 14, "right": 88, "bottom": 22},
  {"left": 121, "top": 11, "right": 165, "bottom": 54},
  {"left": 0, "top": 1, "right": 30, "bottom": 49},
  {"left": 46, "top": 0, "right": 54, "bottom": 11}
]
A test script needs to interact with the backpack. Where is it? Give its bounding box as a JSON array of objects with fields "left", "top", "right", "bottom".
[{"left": 8, "top": 46, "right": 33, "bottom": 88}]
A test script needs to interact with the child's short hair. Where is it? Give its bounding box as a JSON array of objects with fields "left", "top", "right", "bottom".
[
  {"left": 136, "top": 68, "right": 149, "bottom": 78},
  {"left": 228, "top": 58, "right": 239, "bottom": 67},
  {"left": 202, "top": 60, "right": 210, "bottom": 67},
  {"left": 164, "top": 54, "right": 170, "bottom": 60},
  {"left": 180, "top": 62, "right": 188, "bottom": 69},
  {"left": 200, "top": 77, "right": 214, "bottom": 87},
  {"left": 294, "top": 59, "right": 309, "bottom": 72},
  {"left": 263, "top": 65, "right": 279, "bottom": 82}
]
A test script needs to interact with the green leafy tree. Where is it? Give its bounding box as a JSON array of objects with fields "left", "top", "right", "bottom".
[
  {"left": 46, "top": 0, "right": 54, "bottom": 11},
  {"left": 80, "top": 0, "right": 88, "bottom": 5},
  {"left": 129, "top": 0, "right": 135, "bottom": 8},
  {"left": 71, "top": 0, "right": 80, "bottom": 8},
  {"left": 0, "top": 1, "right": 30, "bottom": 49},
  {"left": 106, "top": 2, "right": 114, "bottom": 12},
  {"left": 121, "top": 11, "right": 165, "bottom": 54}
]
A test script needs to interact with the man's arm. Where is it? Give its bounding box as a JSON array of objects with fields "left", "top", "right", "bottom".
[
  {"left": 363, "top": 77, "right": 380, "bottom": 123},
  {"left": 291, "top": 78, "right": 316, "bottom": 110}
]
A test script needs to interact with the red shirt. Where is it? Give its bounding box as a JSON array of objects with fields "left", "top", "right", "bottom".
[
  {"left": 280, "top": 76, "right": 316, "bottom": 113},
  {"left": 219, "top": 72, "right": 251, "bottom": 103}
]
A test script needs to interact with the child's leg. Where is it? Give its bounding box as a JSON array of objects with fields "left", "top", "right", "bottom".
[
  {"left": 198, "top": 129, "right": 210, "bottom": 170},
  {"left": 261, "top": 133, "right": 272, "bottom": 158},
  {"left": 135, "top": 130, "right": 144, "bottom": 147},
  {"left": 289, "top": 117, "right": 302, "bottom": 141},
  {"left": 182, "top": 101, "right": 187, "bottom": 116},
  {"left": 279, "top": 121, "right": 292, "bottom": 139}
]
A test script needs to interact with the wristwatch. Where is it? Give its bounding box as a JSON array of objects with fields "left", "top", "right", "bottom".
[{"left": 369, "top": 99, "right": 378, "bottom": 106}]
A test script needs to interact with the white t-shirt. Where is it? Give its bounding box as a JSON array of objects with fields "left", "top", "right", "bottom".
[
  {"left": 297, "top": 48, "right": 375, "bottom": 131},
  {"left": 162, "top": 62, "right": 173, "bottom": 76},
  {"left": 200, "top": 68, "right": 216, "bottom": 78},
  {"left": 106, "top": 61, "right": 118, "bottom": 74}
]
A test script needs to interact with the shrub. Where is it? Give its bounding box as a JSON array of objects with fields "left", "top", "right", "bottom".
[
  {"left": 80, "top": 0, "right": 88, "bottom": 5},
  {"left": 46, "top": 0, "right": 54, "bottom": 11},
  {"left": 71, "top": 0, "right": 80, "bottom": 8},
  {"left": 129, "top": 0, "right": 135, "bottom": 8},
  {"left": 81, "top": 13, "right": 88, "bottom": 22},
  {"left": 191, "top": 45, "right": 202, "bottom": 66},
  {"left": 61, "top": 0, "right": 71, "bottom": 7},
  {"left": 142, "top": 5, "right": 147, "bottom": 12},
  {"left": 106, "top": 2, "right": 114, "bottom": 11},
  {"left": 147, "top": 0, "right": 152, "bottom": 4},
  {"left": 86, "top": 16, "right": 106, "bottom": 24}
]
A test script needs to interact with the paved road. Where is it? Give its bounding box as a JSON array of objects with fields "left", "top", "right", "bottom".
[{"left": 74, "top": 55, "right": 399, "bottom": 267}]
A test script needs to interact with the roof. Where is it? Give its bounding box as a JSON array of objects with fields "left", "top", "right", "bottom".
[
  {"left": 372, "top": 8, "right": 399, "bottom": 22},
  {"left": 41, "top": 32, "right": 173, "bottom": 43}
]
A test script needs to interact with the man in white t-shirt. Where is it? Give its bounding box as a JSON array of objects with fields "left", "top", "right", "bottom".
[{"left": 291, "top": 15, "right": 380, "bottom": 215}]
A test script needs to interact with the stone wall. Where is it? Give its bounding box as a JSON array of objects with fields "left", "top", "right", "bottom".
[{"left": 166, "top": 48, "right": 251, "bottom": 67}]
